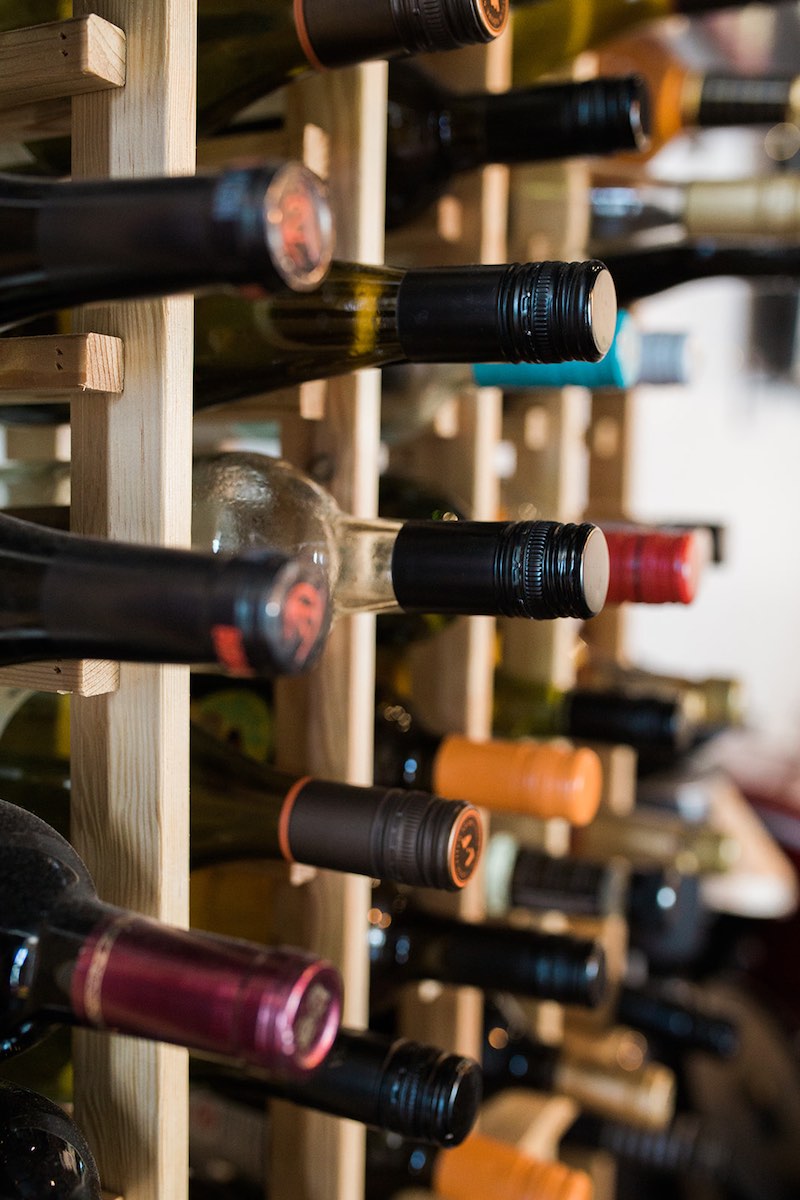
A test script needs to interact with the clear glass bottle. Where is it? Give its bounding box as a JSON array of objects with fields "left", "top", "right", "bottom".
[{"left": 192, "top": 452, "right": 611, "bottom": 622}]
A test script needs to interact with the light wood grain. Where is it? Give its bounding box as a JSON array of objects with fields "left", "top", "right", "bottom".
[
  {"left": 500, "top": 389, "right": 589, "bottom": 692},
  {"left": 0, "top": 95, "right": 72, "bottom": 143},
  {"left": 0, "top": 334, "right": 123, "bottom": 397},
  {"left": 268, "top": 61, "right": 386, "bottom": 1200},
  {"left": 69, "top": 2, "right": 195, "bottom": 1199},
  {"left": 0, "top": 658, "right": 118, "bottom": 694},
  {"left": 582, "top": 389, "right": 636, "bottom": 661},
  {"left": 0, "top": 16, "right": 125, "bottom": 111}
]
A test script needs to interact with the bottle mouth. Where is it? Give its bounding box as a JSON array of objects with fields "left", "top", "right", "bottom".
[
  {"left": 380, "top": 1041, "right": 483, "bottom": 1145},
  {"left": 403, "top": 0, "right": 509, "bottom": 48},
  {"left": 263, "top": 162, "right": 334, "bottom": 292},
  {"left": 521, "top": 260, "right": 618, "bottom": 364},
  {"left": 506, "top": 521, "right": 609, "bottom": 620},
  {"left": 252, "top": 952, "right": 343, "bottom": 1072}
]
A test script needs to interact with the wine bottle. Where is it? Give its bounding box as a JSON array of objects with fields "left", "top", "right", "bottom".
[
  {"left": 561, "top": 1111, "right": 765, "bottom": 1195},
  {"left": 368, "top": 887, "right": 607, "bottom": 1008},
  {"left": 384, "top": 64, "right": 649, "bottom": 229},
  {"left": 484, "top": 834, "right": 698, "bottom": 952},
  {"left": 0, "top": 689, "right": 482, "bottom": 891},
  {"left": 0, "top": 509, "right": 330, "bottom": 675},
  {"left": 510, "top": 0, "right": 785, "bottom": 87},
  {"left": 365, "top": 1128, "right": 593, "bottom": 1200},
  {"left": 577, "top": 661, "right": 745, "bottom": 736},
  {"left": 493, "top": 674, "right": 697, "bottom": 765},
  {"left": 571, "top": 808, "right": 740, "bottom": 875},
  {"left": 602, "top": 525, "right": 703, "bottom": 605},
  {"left": 601, "top": 241, "right": 800, "bottom": 305},
  {"left": 589, "top": 175, "right": 800, "bottom": 247},
  {"left": 192, "top": 452, "right": 611, "bottom": 622},
  {"left": 192, "top": 1026, "right": 483, "bottom": 1146},
  {"left": 0, "top": 163, "right": 333, "bottom": 329},
  {"left": 595, "top": 30, "right": 800, "bottom": 159},
  {"left": 0, "top": 797, "right": 342, "bottom": 1069},
  {"left": 484, "top": 835, "right": 631, "bottom": 919},
  {"left": 191, "top": 677, "right": 601, "bottom": 824},
  {"left": 2, "top": 0, "right": 509, "bottom": 140},
  {"left": 612, "top": 983, "right": 739, "bottom": 1058},
  {"left": 482, "top": 995, "right": 676, "bottom": 1130},
  {"left": 374, "top": 693, "right": 603, "bottom": 826},
  {"left": 0, "top": 1080, "right": 100, "bottom": 1199},
  {"left": 192, "top": 258, "right": 618, "bottom": 409}
]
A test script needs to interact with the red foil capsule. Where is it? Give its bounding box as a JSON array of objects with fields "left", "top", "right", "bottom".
[{"left": 603, "top": 528, "right": 701, "bottom": 605}]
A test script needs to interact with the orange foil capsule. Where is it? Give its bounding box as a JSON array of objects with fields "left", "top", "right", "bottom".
[
  {"left": 433, "top": 736, "right": 602, "bottom": 827},
  {"left": 433, "top": 1132, "right": 593, "bottom": 1200}
]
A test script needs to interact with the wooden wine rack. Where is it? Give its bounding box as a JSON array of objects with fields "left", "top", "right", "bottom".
[{"left": 0, "top": 11, "right": 631, "bottom": 1200}]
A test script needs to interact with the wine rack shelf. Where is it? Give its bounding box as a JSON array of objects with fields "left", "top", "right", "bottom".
[
  {"left": 0, "top": 11, "right": 639, "bottom": 1200},
  {"left": 0, "top": 333, "right": 124, "bottom": 397},
  {"left": 0, "top": 14, "right": 125, "bottom": 141},
  {"left": 0, "top": 657, "right": 119, "bottom": 694}
]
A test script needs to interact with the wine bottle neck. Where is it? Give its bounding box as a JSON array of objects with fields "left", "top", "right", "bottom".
[
  {"left": 58, "top": 906, "right": 342, "bottom": 1072},
  {"left": 369, "top": 897, "right": 606, "bottom": 1006},
  {"left": 0, "top": 514, "right": 330, "bottom": 676},
  {"left": 693, "top": 72, "right": 798, "bottom": 129},
  {"left": 332, "top": 515, "right": 403, "bottom": 615},
  {"left": 447, "top": 75, "right": 648, "bottom": 171},
  {"left": 603, "top": 242, "right": 800, "bottom": 305},
  {"left": 209, "top": 1027, "right": 482, "bottom": 1145},
  {"left": 0, "top": 169, "right": 324, "bottom": 330}
]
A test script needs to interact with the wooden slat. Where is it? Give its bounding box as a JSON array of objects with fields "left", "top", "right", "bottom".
[
  {"left": 0, "top": 95, "right": 72, "bottom": 143},
  {"left": 269, "top": 61, "right": 386, "bottom": 1200},
  {"left": 0, "top": 334, "right": 124, "bottom": 398},
  {"left": 500, "top": 388, "right": 589, "bottom": 691},
  {"left": 0, "top": 16, "right": 125, "bottom": 111},
  {"left": 68, "top": 1, "right": 195, "bottom": 1199},
  {"left": 583, "top": 389, "right": 636, "bottom": 662},
  {"left": 0, "top": 658, "right": 118, "bottom": 694}
]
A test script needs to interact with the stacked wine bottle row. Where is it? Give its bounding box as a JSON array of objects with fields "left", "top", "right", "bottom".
[{"left": 0, "top": 2, "right": 794, "bottom": 1200}]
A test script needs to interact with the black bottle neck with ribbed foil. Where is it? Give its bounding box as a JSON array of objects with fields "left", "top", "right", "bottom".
[
  {"left": 302, "top": 0, "right": 507, "bottom": 68},
  {"left": 697, "top": 73, "right": 795, "bottom": 128},
  {"left": 475, "top": 74, "right": 649, "bottom": 166},
  {"left": 391, "top": 520, "right": 608, "bottom": 619},
  {"left": 616, "top": 986, "right": 739, "bottom": 1058},
  {"left": 192, "top": 1028, "right": 482, "bottom": 1146},
  {"left": 369, "top": 896, "right": 607, "bottom": 1008},
  {"left": 396, "top": 261, "right": 616, "bottom": 364}
]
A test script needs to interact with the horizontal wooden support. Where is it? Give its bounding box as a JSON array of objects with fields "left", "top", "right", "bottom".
[
  {"left": 0, "top": 659, "right": 119, "bottom": 695},
  {"left": 0, "top": 16, "right": 125, "bottom": 112},
  {"left": 0, "top": 334, "right": 124, "bottom": 399},
  {"left": 0, "top": 95, "right": 72, "bottom": 143}
]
